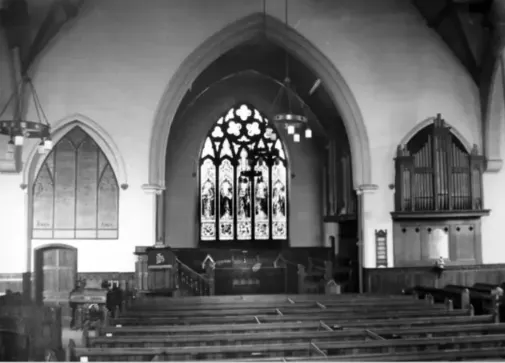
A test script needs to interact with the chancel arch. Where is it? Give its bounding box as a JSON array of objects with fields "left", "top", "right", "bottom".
[
  {"left": 392, "top": 114, "right": 489, "bottom": 267},
  {"left": 148, "top": 12, "right": 372, "bottom": 192},
  {"left": 30, "top": 124, "right": 120, "bottom": 240}
]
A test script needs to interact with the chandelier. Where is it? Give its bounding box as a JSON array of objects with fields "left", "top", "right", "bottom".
[
  {"left": 271, "top": 76, "right": 312, "bottom": 143},
  {"left": 270, "top": 0, "right": 312, "bottom": 143},
  {"left": 0, "top": 77, "right": 53, "bottom": 157}
]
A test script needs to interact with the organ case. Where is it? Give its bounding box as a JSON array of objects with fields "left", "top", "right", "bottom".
[{"left": 392, "top": 115, "right": 489, "bottom": 267}]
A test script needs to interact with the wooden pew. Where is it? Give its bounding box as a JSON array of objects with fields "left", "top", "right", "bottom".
[
  {"left": 405, "top": 285, "right": 469, "bottom": 309},
  {"left": 109, "top": 308, "right": 469, "bottom": 326},
  {"left": 74, "top": 333, "right": 505, "bottom": 361},
  {"left": 124, "top": 296, "right": 445, "bottom": 317},
  {"left": 99, "top": 314, "right": 494, "bottom": 338},
  {"left": 121, "top": 302, "right": 448, "bottom": 319},
  {"left": 444, "top": 284, "right": 501, "bottom": 319},
  {"left": 128, "top": 293, "right": 416, "bottom": 307},
  {"left": 218, "top": 346, "right": 505, "bottom": 362},
  {"left": 89, "top": 322, "right": 505, "bottom": 349}
]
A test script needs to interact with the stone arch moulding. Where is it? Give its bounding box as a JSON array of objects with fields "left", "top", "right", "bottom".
[
  {"left": 148, "top": 12, "right": 373, "bottom": 191},
  {"left": 482, "top": 56, "right": 504, "bottom": 173},
  {"left": 398, "top": 116, "right": 475, "bottom": 153},
  {"left": 22, "top": 113, "right": 128, "bottom": 189}
]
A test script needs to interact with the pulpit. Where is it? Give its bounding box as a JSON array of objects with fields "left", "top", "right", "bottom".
[{"left": 145, "top": 247, "right": 177, "bottom": 294}]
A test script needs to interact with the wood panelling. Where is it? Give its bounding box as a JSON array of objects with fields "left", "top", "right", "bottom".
[
  {"left": 392, "top": 218, "right": 482, "bottom": 267},
  {"left": 365, "top": 264, "right": 505, "bottom": 294}
]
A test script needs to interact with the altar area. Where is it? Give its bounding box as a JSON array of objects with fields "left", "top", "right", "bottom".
[{"left": 133, "top": 244, "right": 340, "bottom": 296}]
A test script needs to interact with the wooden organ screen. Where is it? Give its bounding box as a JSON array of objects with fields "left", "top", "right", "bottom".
[
  {"left": 395, "top": 115, "right": 484, "bottom": 213},
  {"left": 323, "top": 140, "right": 356, "bottom": 218}
]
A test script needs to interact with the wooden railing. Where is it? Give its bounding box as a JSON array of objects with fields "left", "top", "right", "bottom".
[{"left": 176, "top": 258, "right": 215, "bottom": 296}]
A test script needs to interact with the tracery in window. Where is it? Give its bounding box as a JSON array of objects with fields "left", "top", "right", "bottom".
[
  {"left": 199, "top": 104, "right": 288, "bottom": 242},
  {"left": 32, "top": 126, "right": 119, "bottom": 239}
]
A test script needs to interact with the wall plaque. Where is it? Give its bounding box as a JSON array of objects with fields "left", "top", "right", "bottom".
[
  {"left": 375, "top": 229, "right": 388, "bottom": 268},
  {"left": 76, "top": 139, "right": 98, "bottom": 230},
  {"left": 427, "top": 227, "right": 449, "bottom": 260},
  {"left": 54, "top": 141, "right": 76, "bottom": 229}
]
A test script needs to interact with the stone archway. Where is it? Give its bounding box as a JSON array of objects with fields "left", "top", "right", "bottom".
[{"left": 148, "top": 12, "right": 372, "bottom": 191}]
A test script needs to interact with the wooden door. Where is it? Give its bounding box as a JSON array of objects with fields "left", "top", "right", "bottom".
[{"left": 39, "top": 247, "right": 77, "bottom": 305}]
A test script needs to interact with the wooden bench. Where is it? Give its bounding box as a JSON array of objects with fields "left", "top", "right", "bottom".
[
  {"left": 88, "top": 322, "right": 505, "bottom": 349},
  {"left": 216, "top": 346, "right": 505, "bottom": 362},
  {"left": 121, "top": 301, "right": 448, "bottom": 318},
  {"left": 110, "top": 308, "right": 469, "bottom": 326},
  {"left": 98, "top": 314, "right": 493, "bottom": 339},
  {"left": 73, "top": 332, "right": 505, "bottom": 361}
]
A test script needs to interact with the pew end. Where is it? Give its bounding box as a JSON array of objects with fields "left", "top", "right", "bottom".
[{"left": 66, "top": 339, "right": 76, "bottom": 362}]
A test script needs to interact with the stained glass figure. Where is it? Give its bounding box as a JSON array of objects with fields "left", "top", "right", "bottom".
[{"left": 199, "top": 104, "right": 289, "bottom": 242}]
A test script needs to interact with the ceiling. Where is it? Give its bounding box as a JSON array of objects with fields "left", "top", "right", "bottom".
[
  {"left": 411, "top": 0, "right": 493, "bottom": 83},
  {"left": 0, "top": 0, "right": 496, "bottom": 125}
]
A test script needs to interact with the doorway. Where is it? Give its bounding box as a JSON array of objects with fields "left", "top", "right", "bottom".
[{"left": 34, "top": 244, "right": 77, "bottom": 306}]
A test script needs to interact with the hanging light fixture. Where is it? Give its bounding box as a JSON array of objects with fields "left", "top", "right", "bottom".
[
  {"left": 0, "top": 76, "right": 52, "bottom": 157},
  {"left": 270, "top": 0, "right": 312, "bottom": 143}
]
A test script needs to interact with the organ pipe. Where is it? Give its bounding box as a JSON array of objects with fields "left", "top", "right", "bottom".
[{"left": 394, "top": 115, "right": 485, "bottom": 212}]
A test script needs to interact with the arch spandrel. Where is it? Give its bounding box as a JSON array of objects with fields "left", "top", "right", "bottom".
[{"left": 148, "top": 12, "right": 372, "bottom": 190}]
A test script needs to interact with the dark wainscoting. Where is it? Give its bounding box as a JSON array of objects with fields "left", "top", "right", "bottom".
[
  {"left": 0, "top": 272, "right": 134, "bottom": 295},
  {"left": 0, "top": 273, "right": 23, "bottom": 293},
  {"left": 365, "top": 264, "right": 505, "bottom": 294}
]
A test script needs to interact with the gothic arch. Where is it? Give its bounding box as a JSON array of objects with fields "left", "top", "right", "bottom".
[
  {"left": 399, "top": 116, "right": 474, "bottom": 153},
  {"left": 148, "top": 12, "right": 372, "bottom": 190},
  {"left": 23, "top": 113, "right": 128, "bottom": 188}
]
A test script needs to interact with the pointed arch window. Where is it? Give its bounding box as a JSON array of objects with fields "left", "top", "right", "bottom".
[
  {"left": 199, "top": 104, "right": 288, "bottom": 243},
  {"left": 32, "top": 126, "right": 119, "bottom": 239}
]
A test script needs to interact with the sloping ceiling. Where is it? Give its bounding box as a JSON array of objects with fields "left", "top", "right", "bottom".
[
  {"left": 411, "top": 0, "right": 492, "bottom": 83},
  {"left": 0, "top": 0, "right": 84, "bottom": 74}
]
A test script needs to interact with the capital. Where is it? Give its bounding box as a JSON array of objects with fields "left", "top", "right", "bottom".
[
  {"left": 141, "top": 183, "right": 164, "bottom": 195},
  {"left": 355, "top": 184, "right": 378, "bottom": 195}
]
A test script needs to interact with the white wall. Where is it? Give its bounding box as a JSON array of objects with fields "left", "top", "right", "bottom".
[{"left": 0, "top": 0, "right": 494, "bottom": 274}]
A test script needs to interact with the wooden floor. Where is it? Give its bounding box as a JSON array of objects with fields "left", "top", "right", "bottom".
[{"left": 68, "top": 293, "right": 505, "bottom": 361}]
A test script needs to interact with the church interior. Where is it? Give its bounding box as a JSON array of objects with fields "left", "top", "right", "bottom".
[{"left": 3, "top": 0, "right": 505, "bottom": 360}]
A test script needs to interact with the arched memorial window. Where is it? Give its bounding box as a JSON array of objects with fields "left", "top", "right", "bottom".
[
  {"left": 394, "top": 115, "right": 485, "bottom": 213},
  {"left": 32, "top": 126, "right": 119, "bottom": 239},
  {"left": 199, "top": 103, "right": 288, "bottom": 243}
]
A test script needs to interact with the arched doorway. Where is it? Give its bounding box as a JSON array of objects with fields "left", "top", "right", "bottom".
[{"left": 34, "top": 244, "right": 77, "bottom": 306}]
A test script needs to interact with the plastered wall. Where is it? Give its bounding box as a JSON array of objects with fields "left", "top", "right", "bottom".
[{"left": 0, "top": 0, "right": 492, "bottom": 273}]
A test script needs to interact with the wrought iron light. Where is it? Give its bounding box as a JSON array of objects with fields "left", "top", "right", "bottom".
[
  {"left": 271, "top": 76, "right": 312, "bottom": 143},
  {"left": 0, "top": 77, "right": 53, "bottom": 157},
  {"left": 270, "top": 0, "right": 312, "bottom": 143}
]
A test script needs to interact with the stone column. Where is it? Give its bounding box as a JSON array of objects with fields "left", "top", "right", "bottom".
[
  {"left": 21, "top": 184, "right": 32, "bottom": 302},
  {"left": 356, "top": 184, "right": 378, "bottom": 293},
  {"left": 141, "top": 184, "right": 165, "bottom": 246},
  {"left": 482, "top": 0, "right": 505, "bottom": 172}
]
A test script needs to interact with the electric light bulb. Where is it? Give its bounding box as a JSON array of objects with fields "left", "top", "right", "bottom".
[
  {"left": 44, "top": 139, "right": 53, "bottom": 151},
  {"left": 14, "top": 135, "right": 24, "bottom": 146},
  {"left": 305, "top": 128, "right": 312, "bottom": 139},
  {"left": 287, "top": 125, "right": 295, "bottom": 135},
  {"left": 293, "top": 133, "right": 300, "bottom": 143},
  {"left": 38, "top": 141, "right": 45, "bottom": 154},
  {"left": 6, "top": 140, "right": 14, "bottom": 159}
]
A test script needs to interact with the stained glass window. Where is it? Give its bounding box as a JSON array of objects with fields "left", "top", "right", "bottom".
[
  {"left": 32, "top": 126, "right": 119, "bottom": 239},
  {"left": 199, "top": 104, "right": 288, "bottom": 242}
]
